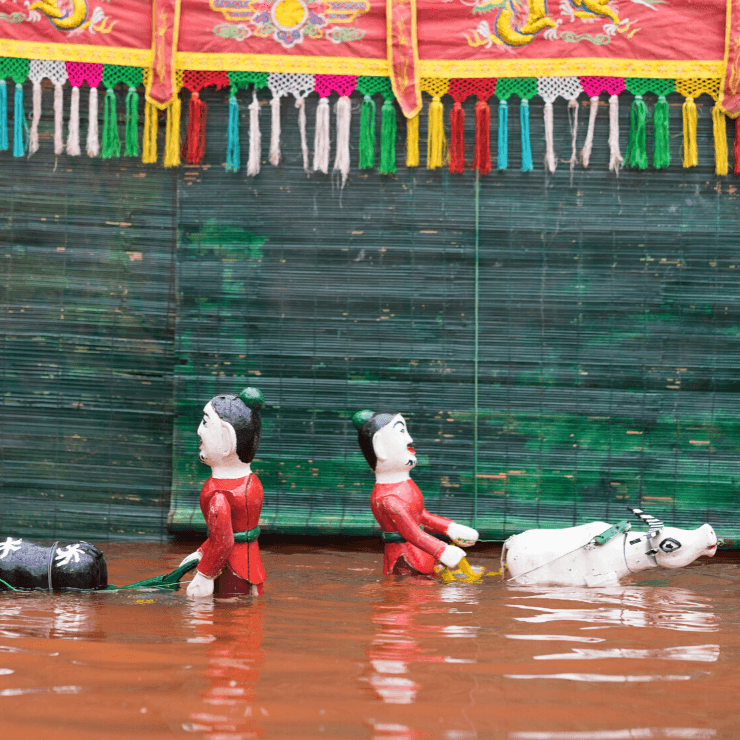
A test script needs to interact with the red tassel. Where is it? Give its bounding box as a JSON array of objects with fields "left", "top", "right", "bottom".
[
  {"left": 183, "top": 91, "right": 208, "bottom": 165},
  {"left": 735, "top": 117, "right": 740, "bottom": 175},
  {"left": 449, "top": 102, "right": 465, "bottom": 174},
  {"left": 474, "top": 99, "right": 491, "bottom": 175}
]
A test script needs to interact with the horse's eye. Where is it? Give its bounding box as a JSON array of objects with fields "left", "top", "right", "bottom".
[{"left": 659, "top": 538, "right": 681, "bottom": 553}]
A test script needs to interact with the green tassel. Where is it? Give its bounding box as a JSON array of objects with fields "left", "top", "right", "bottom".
[
  {"left": 359, "top": 93, "right": 376, "bottom": 169},
  {"left": 102, "top": 88, "right": 121, "bottom": 159},
  {"left": 124, "top": 86, "right": 139, "bottom": 157},
  {"left": 379, "top": 99, "right": 396, "bottom": 175},
  {"left": 628, "top": 94, "right": 647, "bottom": 170},
  {"left": 652, "top": 94, "right": 670, "bottom": 169}
]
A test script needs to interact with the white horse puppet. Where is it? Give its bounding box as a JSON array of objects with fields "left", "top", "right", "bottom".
[{"left": 502, "top": 508, "right": 718, "bottom": 587}]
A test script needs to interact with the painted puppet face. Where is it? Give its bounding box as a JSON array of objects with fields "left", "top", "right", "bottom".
[
  {"left": 197, "top": 401, "right": 236, "bottom": 466},
  {"left": 373, "top": 414, "right": 417, "bottom": 473}
]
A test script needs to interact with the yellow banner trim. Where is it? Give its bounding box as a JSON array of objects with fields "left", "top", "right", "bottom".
[{"left": 0, "top": 42, "right": 723, "bottom": 80}]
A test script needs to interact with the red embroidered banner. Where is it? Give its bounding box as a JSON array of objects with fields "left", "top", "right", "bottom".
[
  {"left": 146, "top": 0, "right": 180, "bottom": 107},
  {"left": 721, "top": 0, "right": 740, "bottom": 115},
  {"left": 387, "top": 0, "right": 420, "bottom": 118},
  {"left": 0, "top": 0, "right": 733, "bottom": 87}
]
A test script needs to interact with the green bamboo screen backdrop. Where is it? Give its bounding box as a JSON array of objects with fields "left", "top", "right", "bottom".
[{"left": 1, "top": 84, "right": 738, "bottom": 543}]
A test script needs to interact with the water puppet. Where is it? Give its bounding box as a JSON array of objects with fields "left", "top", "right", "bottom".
[
  {"left": 352, "top": 409, "right": 479, "bottom": 578},
  {"left": 502, "top": 507, "right": 718, "bottom": 586},
  {"left": 180, "top": 388, "right": 267, "bottom": 598},
  {"left": 0, "top": 538, "right": 107, "bottom": 591}
]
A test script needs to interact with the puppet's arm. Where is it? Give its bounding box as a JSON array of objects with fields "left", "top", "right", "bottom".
[
  {"left": 420, "top": 511, "right": 479, "bottom": 548},
  {"left": 187, "top": 493, "right": 234, "bottom": 597},
  {"left": 385, "top": 496, "right": 466, "bottom": 568}
]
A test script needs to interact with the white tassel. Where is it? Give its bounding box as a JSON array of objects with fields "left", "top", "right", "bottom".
[
  {"left": 608, "top": 93, "right": 623, "bottom": 172},
  {"left": 247, "top": 90, "right": 261, "bottom": 177},
  {"left": 313, "top": 97, "right": 330, "bottom": 174},
  {"left": 66, "top": 86, "right": 81, "bottom": 156},
  {"left": 29, "top": 79, "right": 41, "bottom": 156},
  {"left": 87, "top": 87, "right": 99, "bottom": 157},
  {"left": 296, "top": 97, "right": 309, "bottom": 173},
  {"left": 54, "top": 82, "right": 64, "bottom": 156},
  {"left": 581, "top": 95, "right": 598, "bottom": 168},
  {"left": 269, "top": 94, "right": 281, "bottom": 166},
  {"left": 544, "top": 100, "right": 556, "bottom": 173},
  {"left": 568, "top": 98, "right": 579, "bottom": 171},
  {"left": 333, "top": 95, "right": 351, "bottom": 186}
]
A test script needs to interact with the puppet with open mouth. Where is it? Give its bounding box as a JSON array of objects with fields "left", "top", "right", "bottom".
[{"left": 352, "top": 410, "right": 479, "bottom": 578}]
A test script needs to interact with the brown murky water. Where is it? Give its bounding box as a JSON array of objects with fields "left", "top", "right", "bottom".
[{"left": 1, "top": 541, "right": 738, "bottom": 740}]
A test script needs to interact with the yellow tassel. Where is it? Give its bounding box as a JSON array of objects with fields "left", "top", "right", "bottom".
[
  {"left": 426, "top": 95, "right": 446, "bottom": 169},
  {"left": 712, "top": 102, "right": 728, "bottom": 176},
  {"left": 142, "top": 101, "right": 158, "bottom": 164},
  {"left": 682, "top": 96, "right": 698, "bottom": 168},
  {"left": 164, "top": 95, "right": 182, "bottom": 168},
  {"left": 406, "top": 111, "right": 419, "bottom": 167},
  {"left": 439, "top": 567, "right": 456, "bottom": 583}
]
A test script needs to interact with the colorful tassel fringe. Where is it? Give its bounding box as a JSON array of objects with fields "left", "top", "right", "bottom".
[
  {"left": 246, "top": 90, "right": 260, "bottom": 177},
  {"left": 333, "top": 96, "right": 351, "bottom": 185},
  {"left": 406, "top": 112, "right": 419, "bottom": 167},
  {"left": 628, "top": 94, "right": 647, "bottom": 169},
  {"left": 87, "top": 87, "right": 99, "bottom": 158},
  {"left": 184, "top": 91, "right": 207, "bottom": 165},
  {"left": 102, "top": 88, "right": 121, "bottom": 159},
  {"left": 653, "top": 95, "right": 670, "bottom": 169},
  {"left": 124, "top": 87, "right": 139, "bottom": 157},
  {"left": 359, "top": 94, "right": 376, "bottom": 169},
  {"left": 164, "top": 96, "right": 181, "bottom": 168},
  {"left": 474, "top": 99, "right": 491, "bottom": 175},
  {"left": 449, "top": 101, "right": 464, "bottom": 174},
  {"left": 426, "top": 95, "right": 445, "bottom": 169},
  {"left": 13, "top": 83, "right": 25, "bottom": 157},
  {"left": 712, "top": 102, "right": 728, "bottom": 176},
  {"left": 142, "top": 101, "right": 158, "bottom": 164},
  {"left": 313, "top": 97, "right": 330, "bottom": 174},
  {"left": 379, "top": 99, "right": 396, "bottom": 175},
  {"left": 498, "top": 100, "right": 508, "bottom": 170},
  {"left": 681, "top": 96, "right": 697, "bottom": 168},
  {"left": 608, "top": 94, "right": 622, "bottom": 172},
  {"left": 0, "top": 80, "right": 7, "bottom": 152},
  {"left": 226, "top": 95, "right": 240, "bottom": 172},
  {"left": 67, "top": 86, "right": 81, "bottom": 156},
  {"left": 520, "top": 100, "right": 533, "bottom": 172}
]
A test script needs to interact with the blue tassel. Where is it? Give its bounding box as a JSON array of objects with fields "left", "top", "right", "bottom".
[
  {"left": 520, "top": 99, "right": 533, "bottom": 172},
  {"left": 13, "top": 83, "right": 24, "bottom": 157},
  {"left": 0, "top": 81, "right": 7, "bottom": 151},
  {"left": 226, "top": 94, "right": 240, "bottom": 172},
  {"left": 498, "top": 99, "right": 508, "bottom": 170}
]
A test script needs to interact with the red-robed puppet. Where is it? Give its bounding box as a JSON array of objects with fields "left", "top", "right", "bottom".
[
  {"left": 352, "top": 410, "right": 479, "bottom": 576},
  {"left": 180, "top": 388, "right": 266, "bottom": 598}
]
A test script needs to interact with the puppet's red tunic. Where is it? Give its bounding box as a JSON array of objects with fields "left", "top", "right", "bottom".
[
  {"left": 371, "top": 479, "right": 453, "bottom": 575},
  {"left": 196, "top": 474, "right": 266, "bottom": 585}
]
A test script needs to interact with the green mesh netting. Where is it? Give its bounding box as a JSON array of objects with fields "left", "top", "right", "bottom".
[
  {"left": 356, "top": 76, "right": 394, "bottom": 101},
  {"left": 228, "top": 71, "right": 269, "bottom": 95},
  {"left": 102, "top": 64, "right": 143, "bottom": 90},
  {"left": 624, "top": 78, "right": 676, "bottom": 97},
  {"left": 0, "top": 57, "right": 30, "bottom": 84},
  {"left": 495, "top": 77, "right": 538, "bottom": 101}
]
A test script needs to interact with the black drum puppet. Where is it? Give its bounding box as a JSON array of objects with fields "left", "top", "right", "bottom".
[{"left": 0, "top": 537, "right": 108, "bottom": 591}]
